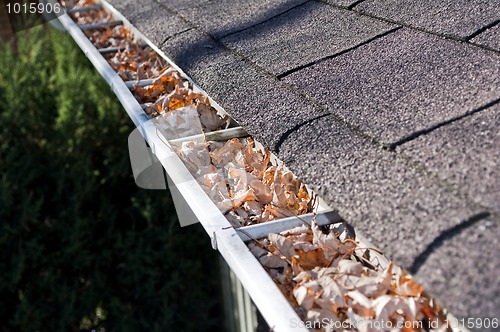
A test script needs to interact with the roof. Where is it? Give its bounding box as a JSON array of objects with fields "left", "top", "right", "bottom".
[{"left": 107, "top": 0, "right": 500, "bottom": 324}]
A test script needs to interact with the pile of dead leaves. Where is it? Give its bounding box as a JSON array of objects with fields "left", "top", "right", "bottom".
[
  {"left": 249, "top": 221, "right": 450, "bottom": 332},
  {"left": 84, "top": 25, "right": 132, "bottom": 49},
  {"left": 107, "top": 44, "right": 167, "bottom": 81},
  {"left": 69, "top": 7, "right": 111, "bottom": 25},
  {"left": 68, "top": 1, "right": 227, "bottom": 133},
  {"left": 174, "top": 137, "right": 313, "bottom": 225},
  {"left": 65, "top": 0, "right": 133, "bottom": 49},
  {"left": 134, "top": 69, "right": 228, "bottom": 132}
]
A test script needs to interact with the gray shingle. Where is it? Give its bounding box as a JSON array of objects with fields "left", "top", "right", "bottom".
[
  {"left": 471, "top": 23, "right": 500, "bottom": 51},
  {"left": 413, "top": 216, "right": 500, "bottom": 330},
  {"left": 356, "top": 0, "right": 500, "bottom": 39},
  {"left": 157, "top": 0, "right": 212, "bottom": 11},
  {"left": 160, "top": 29, "right": 328, "bottom": 150},
  {"left": 221, "top": 1, "right": 396, "bottom": 76},
  {"left": 160, "top": 29, "right": 235, "bottom": 76},
  {"left": 322, "top": 0, "right": 361, "bottom": 7},
  {"left": 173, "top": 0, "right": 309, "bottom": 38},
  {"left": 277, "top": 115, "right": 483, "bottom": 269},
  {"left": 399, "top": 103, "right": 500, "bottom": 213},
  {"left": 107, "top": 0, "right": 155, "bottom": 17},
  {"left": 107, "top": 0, "right": 191, "bottom": 46},
  {"left": 282, "top": 28, "right": 500, "bottom": 145}
]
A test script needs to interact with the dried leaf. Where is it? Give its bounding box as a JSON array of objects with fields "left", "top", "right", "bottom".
[
  {"left": 317, "top": 275, "right": 346, "bottom": 308},
  {"left": 268, "top": 233, "right": 296, "bottom": 261},
  {"left": 296, "top": 248, "right": 329, "bottom": 270},
  {"left": 347, "top": 290, "right": 375, "bottom": 317},
  {"left": 152, "top": 105, "right": 203, "bottom": 139},
  {"left": 395, "top": 274, "right": 423, "bottom": 297},
  {"left": 293, "top": 280, "right": 320, "bottom": 310},
  {"left": 312, "top": 220, "right": 344, "bottom": 259},
  {"left": 338, "top": 259, "right": 364, "bottom": 276},
  {"left": 249, "top": 243, "right": 288, "bottom": 270}
]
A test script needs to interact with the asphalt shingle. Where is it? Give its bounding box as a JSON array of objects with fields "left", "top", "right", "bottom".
[
  {"left": 322, "top": 0, "right": 363, "bottom": 8},
  {"left": 471, "top": 23, "right": 500, "bottom": 51},
  {"left": 107, "top": 0, "right": 191, "bottom": 46},
  {"left": 414, "top": 217, "right": 500, "bottom": 330},
  {"left": 356, "top": 0, "right": 500, "bottom": 39},
  {"left": 399, "top": 103, "right": 500, "bottom": 213},
  {"left": 221, "top": 1, "right": 396, "bottom": 76},
  {"left": 282, "top": 28, "right": 500, "bottom": 145},
  {"left": 107, "top": 0, "right": 155, "bottom": 18},
  {"left": 157, "top": 0, "right": 212, "bottom": 11},
  {"left": 277, "top": 115, "right": 483, "bottom": 269},
  {"left": 172, "top": 0, "right": 309, "bottom": 38},
  {"left": 159, "top": 29, "right": 328, "bottom": 150},
  {"left": 160, "top": 29, "right": 235, "bottom": 76}
]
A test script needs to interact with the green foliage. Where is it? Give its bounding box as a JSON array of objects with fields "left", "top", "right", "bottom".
[{"left": 0, "top": 26, "right": 223, "bottom": 331}]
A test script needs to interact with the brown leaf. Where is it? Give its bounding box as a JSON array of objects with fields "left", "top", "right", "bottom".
[
  {"left": 395, "top": 274, "right": 423, "bottom": 297},
  {"left": 268, "top": 233, "right": 296, "bottom": 261},
  {"left": 297, "top": 248, "right": 329, "bottom": 270}
]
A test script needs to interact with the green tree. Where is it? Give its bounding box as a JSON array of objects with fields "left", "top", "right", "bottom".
[{"left": 0, "top": 25, "right": 223, "bottom": 331}]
